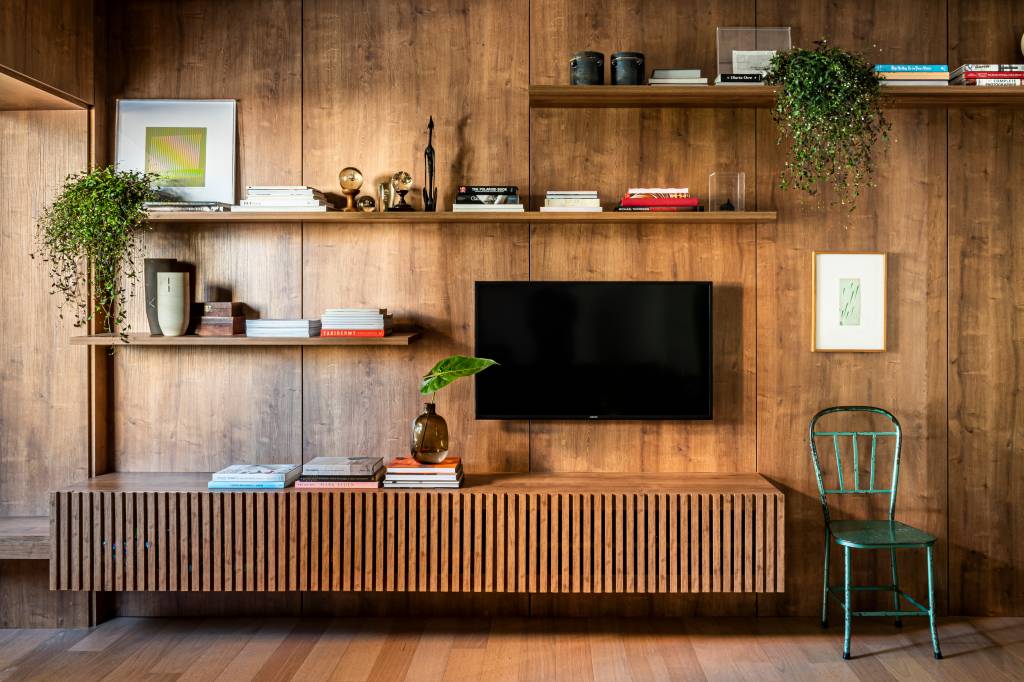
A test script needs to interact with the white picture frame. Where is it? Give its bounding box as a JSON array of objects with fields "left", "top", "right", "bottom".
[
  {"left": 115, "top": 99, "right": 237, "bottom": 204},
  {"left": 812, "top": 251, "right": 887, "bottom": 352}
]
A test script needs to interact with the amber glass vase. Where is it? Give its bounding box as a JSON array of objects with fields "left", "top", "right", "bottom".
[{"left": 411, "top": 402, "right": 449, "bottom": 463}]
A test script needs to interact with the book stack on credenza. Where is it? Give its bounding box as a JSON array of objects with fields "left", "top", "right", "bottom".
[
  {"left": 321, "top": 308, "right": 393, "bottom": 338},
  {"left": 384, "top": 456, "right": 464, "bottom": 488},
  {"left": 648, "top": 68, "right": 707, "bottom": 86},
  {"left": 452, "top": 186, "right": 524, "bottom": 213},
  {"left": 231, "top": 186, "right": 333, "bottom": 213},
  {"left": 615, "top": 187, "right": 701, "bottom": 212},
  {"left": 245, "top": 319, "right": 321, "bottom": 338},
  {"left": 541, "top": 190, "right": 602, "bottom": 212},
  {"left": 208, "top": 464, "right": 301, "bottom": 490},
  {"left": 194, "top": 301, "right": 245, "bottom": 336},
  {"left": 295, "top": 456, "right": 384, "bottom": 489},
  {"left": 951, "top": 64, "right": 1024, "bottom": 86},
  {"left": 874, "top": 64, "right": 949, "bottom": 87}
]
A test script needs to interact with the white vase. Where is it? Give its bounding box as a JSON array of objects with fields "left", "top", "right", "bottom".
[{"left": 156, "top": 272, "right": 190, "bottom": 337}]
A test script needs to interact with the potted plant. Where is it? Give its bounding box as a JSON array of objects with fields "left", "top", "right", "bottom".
[
  {"left": 765, "top": 40, "right": 891, "bottom": 213},
  {"left": 412, "top": 355, "right": 497, "bottom": 463},
  {"left": 34, "top": 166, "right": 156, "bottom": 342}
]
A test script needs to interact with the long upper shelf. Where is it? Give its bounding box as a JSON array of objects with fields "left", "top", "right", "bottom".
[
  {"left": 148, "top": 210, "right": 776, "bottom": 224},
  {"left": 529, "top": 84, "right": 1024, "bottom": 109},
  {"left": 0, "top": 64, "right": 89, "bottom": 111},
  {"left": 70, "top": 331, "right": 420, "bottom": 347}
]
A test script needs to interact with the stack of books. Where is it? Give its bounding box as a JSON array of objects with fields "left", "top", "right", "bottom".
[
  {"left": 541, "top": 190, "right": 602, "bottom": 212},
  {"left": 295, "top": 456, "right": 384, "bottom": 489},
  {"left": 144, "top": 201, "right": 229, "bottom": 212},
  {"left": 384, "top": 456, "right": 464, "bottom": 488},
  {"left": 231, "top": 186, "right": 332, "bottom": 213},
  {"left": 194, "top": 301, "right": 245, "bottom": 337},
  {"left": 648, "top": 68, "right": 707, "bottom": 86},
  {"left": 245, "top": 319, "right": 321, "bottom": 338},
  {"left": 208, "top": 464, "right": 301, "bottom": 490},
  {"left": 951, "top": 64, "right": 1024, "bottom": 86},
  {"left": 452, "top": 185, "right": 524, "bottom": 213},
  {"left": 321, "top": 308, "right": 393, "bottom": 338},
  {"left": 615, "top": 187, "right": 701, "bottom": 212},
  {"left": 874, "top": 64, "right": 949, "bottom": 87}
]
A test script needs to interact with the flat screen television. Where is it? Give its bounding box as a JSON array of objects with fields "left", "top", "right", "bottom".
[{"left": 475, "top": 281, "right": 712, "bottom": 420}]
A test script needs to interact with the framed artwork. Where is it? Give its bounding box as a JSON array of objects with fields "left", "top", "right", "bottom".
[
  {"left": 115, "top": 99, "right": 236, "bottom": 203},
  {"left": 812, "top": 251, "right": 887, "bottom": 352}
]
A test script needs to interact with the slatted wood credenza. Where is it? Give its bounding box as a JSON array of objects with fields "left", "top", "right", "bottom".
[{"left": 50, "top": 473, "right": 783, "bottom": 594}]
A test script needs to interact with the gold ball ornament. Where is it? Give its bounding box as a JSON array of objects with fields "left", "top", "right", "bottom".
[
  {"left": 356, "top": 195, "right": 376, "bottom": 212},
  {"left": 391, "top": 170, "right": 413, "bottom": 192},
  {"left": 338, "top": 166, "right": 363, "bottom": 211}
]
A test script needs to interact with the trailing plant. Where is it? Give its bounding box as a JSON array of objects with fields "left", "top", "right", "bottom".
[
  {"left": 420, "top": 355, "right": 498, "bottom": 402},
  {"left": 33, "top": 166, "right": 156, "bottom": 341},
  {"left": 765, "top": 40, "right": 890, "bottom": 212}
]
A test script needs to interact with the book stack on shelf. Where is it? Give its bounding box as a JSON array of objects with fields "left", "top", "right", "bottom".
[
  {"left": 321, "top": 308, "right": 393, "bottom": 338},
  {"left": 452, "top": 186, "right": 523, "bottom": 213},
  {"left": 951, "top": 64, "right": 1024, "bottom": 86},
  {"left": 194, "top": 302, "right": 245, "bottom": 337},
  {"left": 615, "top": 187, "right": 701, "bottom": 212},
  {"left": 145, "top": 201, "right": 229, "bottom": 213},
  {"left": 245, "top": 319, "right": 321, "bottom": 338},
  {"left": 648, "top": 68, "right": 707, "bottom": 86},
  {"left": 231, "top": 186, "right": 333, "bottom": 213},
  {"left": 295, "top": 456, "right": 384, "bottom": 489},
  {"left": 541, "top": 190, "right": 602, "bottom": 212},
  {"left": 874, "top": 64, "right": 949, "bottom": 87},
  {"left": 384, "top": 456, "right": 464, "bottom": 488},
  {"left": 208, "top": 464, "right": 301, "bottom": 490}
]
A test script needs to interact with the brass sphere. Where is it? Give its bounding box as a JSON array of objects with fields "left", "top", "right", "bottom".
[
  {"left": 339, "top": 166, "right": 363, "bottom": 191},
  {"left": 356, "top": 195, "right": 376, "bottom": 212},
  {"left": 391, "top": 170, "right": 413, "bottom": 192}
]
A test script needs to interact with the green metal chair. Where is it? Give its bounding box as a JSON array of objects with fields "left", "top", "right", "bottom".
[{"left": 808, "top": 406, "right": 941, "bottom": 660}]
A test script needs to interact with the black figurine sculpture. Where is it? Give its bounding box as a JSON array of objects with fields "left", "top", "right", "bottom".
[{"left": 422, "top": 116, "right": 437, "bottom": 212}]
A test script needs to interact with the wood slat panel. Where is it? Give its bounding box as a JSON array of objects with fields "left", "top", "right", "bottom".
[{"left": 51, "top": 488, "right": 782, "bottom": 593}]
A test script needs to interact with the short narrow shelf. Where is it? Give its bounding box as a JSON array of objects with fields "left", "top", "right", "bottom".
[
  {"left": 147, "top": 210, "right": 776, "bottom": 224},
  {"left": 0, "top": 64, "right": 89, "bottom": 111},
  {"left": 70, "top": 331, "right": 420, "bottom": 347},
  {"left": 0, "top": 516, "right": 50, "bottom": 560}
]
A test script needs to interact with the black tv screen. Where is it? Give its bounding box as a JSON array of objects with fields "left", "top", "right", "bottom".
[{"left": 475, "top": 281, "right": 712, "bottom": 420}]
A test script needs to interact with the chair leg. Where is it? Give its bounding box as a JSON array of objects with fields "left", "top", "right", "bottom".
[
  {"left": 843, "top": 546, "right": 852, "bottom": 660},
  {"left": 821, "top": 530, "right": 831, "bottom": 628},
  {"left": 926, "top": 545, "right": 942, "bottom": 659},
  {"left": 890, "top": 547, "right": 902, "bottom": 628}
]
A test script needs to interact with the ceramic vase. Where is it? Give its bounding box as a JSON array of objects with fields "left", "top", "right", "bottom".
[
  {"left": 144, "top": 258, "right": 178, "bottom": 334},
  {"left": 411, "top": 402, "right": 449, "bottom": 464},
  {"left": 156, "top": 272, "right": 190, "bottom": 337}
]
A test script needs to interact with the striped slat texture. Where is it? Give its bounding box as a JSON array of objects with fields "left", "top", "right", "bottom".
[{"left": 50, "top": 490, "right": 784, "bottom": 592}]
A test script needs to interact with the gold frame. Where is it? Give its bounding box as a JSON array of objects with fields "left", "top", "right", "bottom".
[{"left": 811, "top": 251, "right": 887, "bottom": 353}]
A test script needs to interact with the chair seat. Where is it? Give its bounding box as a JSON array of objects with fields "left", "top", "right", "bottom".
[{"left": 829, "top": 520, "right": 935, "bottom": 548}]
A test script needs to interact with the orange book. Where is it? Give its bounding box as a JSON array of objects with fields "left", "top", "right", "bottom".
[
  {"left": 387, "top": 456, "right": 462, "bottom": 473},
  {"left": 320, "top": 329, "right": 387, "bottom": 337}
]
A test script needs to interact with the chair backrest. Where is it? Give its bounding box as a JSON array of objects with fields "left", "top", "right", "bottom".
[{"left": 808, "top": 406, "right": 902, "bottom": 526}]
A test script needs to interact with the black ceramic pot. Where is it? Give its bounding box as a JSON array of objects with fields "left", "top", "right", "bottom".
[
  {"left": 611, "top": 51, "right": 645, "bottom": 85},
  {"left": 570, "top": 51, "right": 604, "bottom": 85}
]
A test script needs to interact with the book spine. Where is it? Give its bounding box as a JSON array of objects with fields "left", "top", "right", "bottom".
[
  {"left": 295, "top": 481, "right": 382, "bottom": 489},
  {"left": 620, "top": 197, "right": 700, "bottom": 207},
  {"left": 458, "top": 186, "right": 518, "bottom": 194},
  {"left": 207, "top": 482, "right": 287, "bottom": 489},
  {"left": 320, "top": 329, "right": 387, "bottom": 337},
  {"left": 615, "top": 206, "right": 702, "bottom": 212},
  {"left": 957, "top": 79, "right": 1023, "bottom": 86},
  {"left": 959, "top": 72, "right": 1024, "bottom": 79},
  {"left": 719, "top": 73, "right": 763, "bottom": 83},
  {"left": 873, "top": 64, "right": 948, "bottom": 72}
]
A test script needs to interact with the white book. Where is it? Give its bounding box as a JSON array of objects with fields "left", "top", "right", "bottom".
[
  {"left": 651, "top": 68, "right": 701, "bottom": 79},
  {"left": 545, "top": 190, "right": 599, "bottom": 196},
  {"left": 231, "top": 205, "right": 329, "bottom": 212},
  {"left": 383, "top": 480, "right": 463, "bottom": 488},
  {"left": 539, "top": 206, "right": 604, "bottom": 212},
  {"left": 648, "top": 78, "right": 708, "bottom": 84},
  {"left": 384, "top": 474, "right": 462, "bottom": 482},
  {"left": 880, "top": 81, "right": 949, "bottom": 87},
  {"left": 212, "top": 464, "right": 300, "bottom": 482},
  {"left": 246, "top": 185, "right": 319, "bottom": 191},
  {"left": 544, "top": 198, "right": 601, "bottom": 207},
  {"left": 452, "top": 205, "right": 525, "bottom": 211},
  {"left": 304, "top": 456, "right": 383, "bottom": 473},
  {"left": 627, "top": 187, "right": 689, "bottom": 195},
  {"left": 324, "top": 308, "right": 388, "bottom": 314},
  {"left": 241, "top": 198, "right": 327, "bottom": 206},
  {"left": 246, "top": 319, "right": 320, "bottom": 327}
]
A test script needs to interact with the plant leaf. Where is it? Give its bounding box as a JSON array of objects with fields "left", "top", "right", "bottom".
[{"left": 420, "top": 355, "right": 497, "bottom": 395}]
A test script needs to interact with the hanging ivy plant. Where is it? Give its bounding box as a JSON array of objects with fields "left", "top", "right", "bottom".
[
  {"left": 765, "top": 40, "right": 891, "bottom": 212},
  {"left": 33, "top": 166, "right": 156, "bottom": 341}
]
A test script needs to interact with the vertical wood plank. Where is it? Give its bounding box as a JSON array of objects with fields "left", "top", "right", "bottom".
[
  {"left": 723, "top": 493, "right": 733, "bottom": 592},
  {"left": 201, "top": 493, "right": 212, "bottom": 591},
  {"left": 603, "top": 493, "right": 613, "bottom": 593},
  {"left": 625, "top": 493, "right": 634, "bottom": 593},
  {"left": 756, "top": 493, "right": 766, "bottom": 593},
  {"left": 711, "top": 494, "right": 721, "bottom": 593},
  {"left": 332, "top": 493, "right": 342, "bottom": 591},
  {"left": 234, "top": 493, "right": 245, "bottom": 591},
  {"left": 145, "top": 492, "right": 156, "bottom": 591},
  {"left": 439, "top": 492, "right": 449, "bottom": 592},
  {"left": 690, "top": 494, "right": 700, "bottom": 593},
  {"left": 124, "top": 493, "right": 135, "bottom": 591},
  {"left": 211, "top": 494, "right": 221, "bottom": 591},
  {"left": 70, "top": 492, "right": 81, "bottom": 591},
  {"left": 309, "top": 492, "right": 320, "bottom": 591},
  {"left": 288, "top": 492, "right": 298, "bottom": 591},
  {"left": 668, "top": 493, "right": 678, "bottom": 593},
  {"left": 658, "top": 493, "right": 668, "bottom": 594},
  {"left": 223, "top": 494, "right": 234, "bottom": 591},
  {"left": 636, "top": 494, "right": 645, "bottom": 594},
  {"left": 766, "top": 493, "right": 776, "bottom": 592},
  {"left": 256, "top": 492, "right": 265, "bottom": 591},
  {"left": 744, "top": 493, "right": 754, "bottom": 593},
  {"left": 421, "top": 492, "right": 431, "bottom": 592},
  {"left": 466, "top": 492, "right": 477, "bottom": 593},
  {"left": 581, "top": 492, "right": 592, "bottom": 594},
  {"left": 483, "top": 493, "right": 493, "bottom": 592},
  {"left": 539, "top": 493, "right": 549, "bottom": 594},
  {"left": 396, "top": 492, "right": 407, "bottom": 591},
  {"left": 733, "top": 493, "right": 743, "bottom": 594}
]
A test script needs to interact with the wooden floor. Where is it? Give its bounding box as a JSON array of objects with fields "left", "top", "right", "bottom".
[{"left": 0, "top": 617, "right": 1020, "bottom": 681}]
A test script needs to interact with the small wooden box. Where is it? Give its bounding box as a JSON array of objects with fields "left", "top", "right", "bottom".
[
  {"left": 195, "top": 315, "right": 245, "bottom": 336},
  {"left": 193, "top": 301, "right": 244, "bottom": 317}
]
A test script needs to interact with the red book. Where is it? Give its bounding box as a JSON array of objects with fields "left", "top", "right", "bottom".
[
  {"left": 320, "top": 329, "right": 387, "bottom": 337},
  {"left": 295, "top": 480, "right": 382, "bottom": 489},
  {"left": 619, "top": 196, "right": 700, "bottom": 207},
  {"left": 960, "top": 71, "right": 1024, "bottom": 78},
  {"left": 616, "top": 206, "right": 700, "bottom": 212}
]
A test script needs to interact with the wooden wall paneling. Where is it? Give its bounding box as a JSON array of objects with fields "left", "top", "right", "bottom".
[{"left": 947, "top": 107, "right": 1024, "bottom": 615}]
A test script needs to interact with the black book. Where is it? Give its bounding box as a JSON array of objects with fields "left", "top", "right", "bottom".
[
  {"left": 718, "top": 73, "right": 764, "bottom": 83},
  {"left": 299, "top": 472, "right": 383, "bottom": 482},
  {"left": 458, "top": 185, "right": 518, "bottom": 194}
]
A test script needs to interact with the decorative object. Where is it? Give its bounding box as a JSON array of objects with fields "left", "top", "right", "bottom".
[
  {"left": 812, "top": 252, "right": 886, "bottom": 352},
  {"left": 144, "top": 258, "right": 179, "bottom": 334},
  {"left": 34, "top": 166, "right": 156, "bottom": 342},
  {"left": 715, "top": 27, "right": 791, "bottom": 83},
  {"left": 389, "top": 171, "right": 414, "bottom": 211},
  {"left": 412, "top": 355, "right": 497, "bottom": 464},
  {"left": 338, "top": 166, "right": 363, "bottom": 211},
  {"left": 377, "top": 182, "right": 393, "bottom": 211},
  {"left": 570, "top": 51, "right": 604, "bottom": 85},
  {"left": 766, "top": 41, "right": 890, "bottom": 212},
  {"left": 356, "top": 195, "right": 376, "bottom": 212},
  {"left": 422, "top": 116, "right": 437, "bottom": 212},
  {"left": 156, "top": 271, "right": 190, "bottom": 337},
  {"left": 115, "top": 99, "right": 237, "bottom": 204},
  {"left": 611, "top": 51, "right": 645, "bottom": 85},
  {"left": 708, "top": 171, "right": 745, "bottom": 211}
]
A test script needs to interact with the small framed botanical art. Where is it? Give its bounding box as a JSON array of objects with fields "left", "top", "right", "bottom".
[
  {"left": 115, "top": 99, "right": 237, "bottom": 204},
  {"left": 812, "top": 251, "right": 887, "bottom": 352}
]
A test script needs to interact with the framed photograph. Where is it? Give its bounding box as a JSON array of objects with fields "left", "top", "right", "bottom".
[
  {"left": 115, "top": 99, "right": 236, "bottom": 203},
  {"left": 812, "top": 251, "right": 887, "bottom": 352}
]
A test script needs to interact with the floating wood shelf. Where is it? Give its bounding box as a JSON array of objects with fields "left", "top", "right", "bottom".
[
  {"left": 50, "top": 472, "right": 783, "bottom": 594},
  {"left": 70, "top": 331, "right": 420, "bottom": 347},
  {"left": 0, "top": 64, "right": 89, "bottom": 111},
  {"left": 529, "top": 84, "right": 1024, "bottom": 109},
  {"left": 0, "top": 516, "right": 50, "bottom": 560},
  {"left": 146, "top": 210, "right": 777, "bottom": 224}
]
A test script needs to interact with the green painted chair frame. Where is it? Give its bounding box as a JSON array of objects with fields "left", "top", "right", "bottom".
[{"left": 808, "top": 406, "right": 941, "bottom": 660}]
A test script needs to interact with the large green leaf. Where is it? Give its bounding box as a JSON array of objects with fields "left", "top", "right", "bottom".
[{"left": 420, "top": 355, "right": 497, "bottom": 395}]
